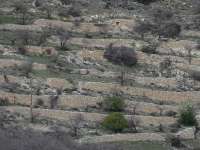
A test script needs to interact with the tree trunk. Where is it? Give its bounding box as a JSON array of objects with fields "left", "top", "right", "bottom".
[
  {"left": 22, "top": 13, "right": 25, "bottom": 25},
  {"left": 30, "top": 78, "right": 34, "bottom": 123}
]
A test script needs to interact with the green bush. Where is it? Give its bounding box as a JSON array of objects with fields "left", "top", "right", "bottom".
[
  {"left": 102, "top": 96, "right": 125, "bottom": 112},
  {"left": 102, "top": 112, "right": 128, "bottom": 133},
  {"left": 178, "top": 103, "right": 197, "bottom": 126}
]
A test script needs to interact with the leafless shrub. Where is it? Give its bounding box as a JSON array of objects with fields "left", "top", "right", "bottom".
[
  {"left": 38, "top": 26, "right": 53, "bottom": 46},
  {"left": 16, "top": 30, "right": 33, "bottom": 45},
  {"left": 134, "top": 20, "right": 155, "bottom": 39},
  {"left": 128, "top": 104, "right": 140, "bottom": 133},
  {"left": 17, "top": 46, "right": 27, "bottom": 55},
  {"left": 104, "top": 44, "right": 137, "bottom": 67},
  {"left": 50, "top": 95, "right": 59, "bottom": 109},
  {"left": 56, "top": 28, "right": 70, "bottom": 49},
  {"left": 13, "top": 1, "right": 29, "bottom": 24},
  {"left": 166, "top": 134, "right": 183, "bottom": 148},
  {"left": 159, "top": 57, "right": 173, "bottom": 77},
  {"left": 60, "top": 0, "right": 72, "bottom": 5},
  {"left": 191, "top": 71, "right": 200, "bottom": 81},
  {"left": 19, "top": 61, "right": 33, "bottom": 78},
  {"left": 67, "top": 5, "right": 82, "bottom": 17},
  {"left": 40, "top": 3, "right": 54, "bottom": 19},
  {"left": 68, "top": 114, "right": 84, "bottom": 137},
  {"left": 0, "top": 97, "right": 10, "bottom": 106},
  {"left": 35, "top": 98, "right": 44, "bottom": 108},
  {"left": 104, "top": 44, "right": 137, "bottom": 85},
  {"left": 151, "top": 7, "right": 173, "bottom": 24},
  {"left": 157, "top": 22, "right": 181, "bottom": 38}
]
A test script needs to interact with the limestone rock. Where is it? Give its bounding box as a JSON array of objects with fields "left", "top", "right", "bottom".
[
  {"left": 176, "top": 127, "right": 195, "bottom": 140},
  {"left": 46, "top": 78, "right": 74, "bottom": 90},
  {"left": 79, "top": 69, "right": 89, "bottom": 75}
]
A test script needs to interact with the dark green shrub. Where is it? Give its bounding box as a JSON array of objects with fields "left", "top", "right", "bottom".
[
  {"left": 102, "top": 96, "right": 125, "bottom": 112},
  {"left": 178, "top": 103, "right": 197, "bottom": 126},
  {"left": 102, "top": 112, "right": 128, "bottom": 133}
]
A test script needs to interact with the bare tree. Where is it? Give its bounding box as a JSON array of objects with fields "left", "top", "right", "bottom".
[
  {"left": 187, "top": 46, "right": 192, "bottom": 65},
  {"left": 158, "top": 101, "right": 164, "bottom": 116},
  {"left": 104, "top": 44, "right": 137, "bottom": 86},
  {"left": 159, "top": 57, "right": 173, "bottom": 77},
  {"left": 134, "top": 20, "right": 154, "bottom": 39},
  {"left": 29, "top": 77, "right": 34, "bottom": 123},
  {"left": 20, "top": 61, "right": 33, "bottom": 78},
  {"left": 18, "top": 61, "right": 34, "bottom": 123},
  {"left": 13, "top": 1, "right": 29, "bottom": 25},
  {"left": 2, "top": 67, "right": 9, "bottom": 83},
  {"left": 60, "top": 0, "right": 72, "bottom": 5},
  {"left": 16, "top": 30, "right": 33, "bottom": 46},
  {"left": 50, "top": 95, "right": 59, "bottom": 109},
  {"left": 38, "top": 26, "right": 53, "bottom": 46},
  {"left": 56, "top": 28, "right": 70, "bottom": 49},
  {"left": 69, "top": 114, "right": 84, "bottom": 137},
  {"left": 128, "top": 103, "right": 140, "bottom": 133}
]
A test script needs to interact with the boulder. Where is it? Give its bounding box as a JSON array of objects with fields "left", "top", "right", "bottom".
[
  {"left": 46, "top": 78, "right": 74, "bottom": 90},
  {"left": 32, "top": 63, "right": 47, "bottom": 70},
  {"left": 79, "top": 69, "right": 89, "bottom": 75},
  {"left": 176, "top": 127, "right": 195, "bottom": 140},
  {"left": 45, "top": 88, "right": 57, "bottom": 95},
  {"left": 25, "top": 46, "right": 58, "bottom": 56}
]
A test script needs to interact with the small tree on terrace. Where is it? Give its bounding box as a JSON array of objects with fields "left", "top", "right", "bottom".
[
  {"left": 69, "top": 114, "right": 84, "bottom": 137},
  {"left": 151, "top": 7, "right": 173, "bottom": 25},
  {"left": 157, "top": 22, "right": 181, "bottom": 39},
  {"left": 13, "top": 1, "right": 29, "bottom": 25},
  {"left": 40, "top": 3, "right": 54, "bottom": 19},
  {"left": 128, "top": 103, "right": 140, "bottom": 133},
  {"left": 134, "top": 20, "right": 155, "bottom": 39},
  {"left": 104, "top": 44, "right": 137, "bottom": 86},
  {"left": 56, "top": 28, "right": 70, "bottom": 50},
  {"left": 60, "top": 0, "right": 72, "bottom": 5}
]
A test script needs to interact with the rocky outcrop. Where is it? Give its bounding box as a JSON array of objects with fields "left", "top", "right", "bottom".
[{"left": 176, "top": 127, "right": 195, "bottom": 140}]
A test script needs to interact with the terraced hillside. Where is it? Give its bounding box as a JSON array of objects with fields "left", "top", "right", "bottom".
[{"left": 0, "top": 0, "right": 200, "bottom": 149}]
